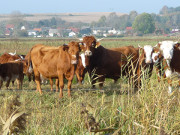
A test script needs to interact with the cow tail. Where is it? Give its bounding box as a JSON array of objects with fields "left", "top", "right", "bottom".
[{"left": 27, "top": 48, "right": 33, "bottom": 74}]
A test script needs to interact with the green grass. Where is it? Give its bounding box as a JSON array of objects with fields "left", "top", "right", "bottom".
[{"left": 0, "top": 37, "right": 180, "bottom": 135}]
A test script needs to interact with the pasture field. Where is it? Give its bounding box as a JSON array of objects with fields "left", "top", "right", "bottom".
[{"left": 0, "top": 37, "right": 180, "bottom": 135}]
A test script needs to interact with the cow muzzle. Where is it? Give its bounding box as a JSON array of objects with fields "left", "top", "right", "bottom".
[
  {"left": 71, "top": 60, "right": 78, "bottom": 64},
  {"left": 85, "top": 50, "right": 92, "bottom": 56},
  {"left": 145, "top": 59, "right": 152, "bottom": 64}
]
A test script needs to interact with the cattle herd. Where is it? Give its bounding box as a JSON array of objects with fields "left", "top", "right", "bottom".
[{"left": 0, "top": 36, "right": 179, "bottom": 98}]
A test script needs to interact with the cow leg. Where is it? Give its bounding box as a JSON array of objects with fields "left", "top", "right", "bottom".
[
  {"left": 75, "top": 70, "right": 82, "bottom": 85},
  {"left": 33, "top": 69, "right": 42, "bottom": 94},
  {"left": 165, "top": 69, "right": 172, "bottom": 94},
  {"left": 0, "top": 80, "right": 3, "bottom": 89},
  {"left": 49, "top": 78, "right": 54, "bottom": 91},
  {"left": 155, "top": 67, "right": 161, "bottom": 82},
  {"left": 167, "top": 78, "right": 172, "bottom": 94},
  {"left": 55, "top": 79, "right": 59, "bottom": 92},
  {"left": 67, "top": 80, "right": 72, "bottom": 97},
  {"left": 17, "top": 79, "right": 20, "bottom": 89},
  {"left": 18, "top": 74, "right": 24, "bottom": 90},
  {"left": 91, "top": 75, "right": 97, "bottom": 89},
  {"left": 178, "top": 76, "right": 180, "bottom": 92},
  {"left": 98, "top": 77, "right": 105, "bottom": 89},
  {"left": 136, "top": 66, "right": 141, "bottom": 88},
  {"left": 58, "top": 74, "right": 64, "bottom": 98},
  {"left": 6, "top": 79, "right": 11, "bottom": 89},
  {"left": 12, "top": 81, "right": 15, "bottom": 86}
]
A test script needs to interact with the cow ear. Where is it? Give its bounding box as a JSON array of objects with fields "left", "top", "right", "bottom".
[
  {"left": 79, "top": 42, "right": 85, "bottom": 51},
  {"left": 157, "top": 42, "right": 161, "bottom": 48},
  {"left": 174, "top": 43, "right": 180, "bottom": 50},
  {"left": 138, "top": 45, "right": 143, "bottom": 51},
  {"left": 95, "top": 42, "right": 101, "bottom": 48},
  {"left": 63, "top": 44, "right": 69, "bottom": 51}
]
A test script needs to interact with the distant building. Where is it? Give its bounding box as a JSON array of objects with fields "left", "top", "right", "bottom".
[
  {"left": 49, "top": 29, "right": 60, "bottom": 37},
  {"left": 21, "top": 26, "right": 26, "bottom": 30},
  {"left": 28, "top": 30, "right": 37, "bottom": 37},
  {"left": 171, "top": 28, "right": 179, "bottom": 33},
  {"left": 33, "top": 28, "right": 42, "bottom": 32},
  {"left": 126, "top": 27, "right": 133, "bottom": 35},
  {"left": 69, "top": 31, "right": 76, "bottom": 37},
  {"left": 108, "top": 28, "right": 117, "bottom": 34},
  {"left": 92, "top": 27, "right": 112, "bottom": 35},
  {"left": 5, "top": 24, "right": 14, "bottom": 36},
  {"left": 6, "top": 24, "right": 14, "bottom": 30}
]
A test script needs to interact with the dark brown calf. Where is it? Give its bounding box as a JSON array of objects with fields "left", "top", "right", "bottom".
[{"left": 0, "top": 62, "right": 24, "bottom": 89}]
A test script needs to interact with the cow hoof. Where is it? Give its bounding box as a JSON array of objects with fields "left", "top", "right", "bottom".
[{"left": 59, "top": 93, "right": 63, "bottom": 98}]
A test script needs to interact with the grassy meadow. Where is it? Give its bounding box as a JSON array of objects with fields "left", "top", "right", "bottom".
[{"left": 0, "top": 37, "right": 180, "bottom": 135}]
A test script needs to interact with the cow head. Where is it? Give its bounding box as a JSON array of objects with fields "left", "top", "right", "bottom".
[
  {"left": 157, "top": 41, "right": 178, "bottom": 61},
  {"left": 64, "top": 41, "right": 81, "bottom": 65},
  {"left": 151, "top": 47, "right": 163, "bottom": 64},
  {"left": 79, "top": 36, "right": 101, "bottom": 56},
  {"left": 139, "top": 45, "right": 153, "bottom": 64}
]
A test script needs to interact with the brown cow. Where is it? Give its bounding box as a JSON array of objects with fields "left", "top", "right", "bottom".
[
  {"left": 110, "top": 46, "right": 139, "bottom": 85},
  {"left": 0, "top": 62, "right": 24, "bottom": 89},
  {"left": 75, "top": 53, "right": 87, "bottom": 84},
  {"left": 28, "top": 41, "right": 82, "bottom": 98},
  {"left": 82, "top": 44, "right": 129, "bottom": 88},
  {"left": 152, "top": 41, "right": 180, "bottom": 93},
  {"left": 0, "top": 53, "right": 21, "bottom": 63},
  {"left": 137, "top": 45, "right": 154, "bottom": 86},
  {"left": 0, "top": 53, "right": 28, "bottom": 86},
  {"left": 152, "top": 47, "right": 165, "bottom": 82},
  {"left": 80, "top": 36, "right": 139, "bottom": 88},
  {"left": 47, "top": 52, "right": 87, "bottom": 92}
]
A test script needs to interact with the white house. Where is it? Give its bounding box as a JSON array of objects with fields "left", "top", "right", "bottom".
[
  {"left": 108, "top": 28, "right": 117, "bottom": 34},
  {"left": 21, "top": 26, "right": 26, "bottom": 30},
  {"left": 28, "top": 30, "right": 37, "bottom": 37},
  {"left": 49, "top": 29, "right": 60, "bottom": 37},
  {"left": 69, "top": 31, "right": 76, "bottom": 37}
]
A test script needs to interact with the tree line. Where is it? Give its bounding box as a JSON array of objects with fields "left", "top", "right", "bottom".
[{"left": 0, "top": 6, "right": 180, "bottom": 37}]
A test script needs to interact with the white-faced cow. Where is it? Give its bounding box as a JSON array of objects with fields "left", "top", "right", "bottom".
[
  {"left": 152, "top": 41, "right": 180, "bottom": 93},
  {"left": 137, "top": 45, "right": 154, "bottom": 82}
]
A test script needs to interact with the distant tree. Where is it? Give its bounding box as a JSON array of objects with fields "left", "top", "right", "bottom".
[
  {"left": 79, "top": 28, "right": 91, "bottom": 35},
  {"left": 159, "top": 6, "right": 169, "bottom": 14},
  {"left": 129, "top": 11, "right": 138, "bottom": 22},
  {"left": 50, "top": 17, "right": 57, "bottom": 27},
  {"left": 17, "top": 30, "right": 28, "bottom": 37},
  {"left": 0, "top": 22, "right": 5, "bottom": 35},
  {"left": 97, "top": 16, "right": 106, "bottom": 27},
  {"left": 132, "top": 13, "right": 155, "bottom": 34},
  {"left": 9, "top": 11, "right": 24, "bottom": 37}
]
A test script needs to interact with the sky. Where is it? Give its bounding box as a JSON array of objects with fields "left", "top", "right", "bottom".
[{"left": 1, "top": 0, "right": 180, "bottom": 14}]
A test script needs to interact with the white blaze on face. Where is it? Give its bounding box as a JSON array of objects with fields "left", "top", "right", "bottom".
[
  {"left": 152, "top": 52, "right": 160, "bottom": 63},
  {"left": 80, "top": 53, "right": 86, "bottom": 68},
  {"left": 159, "top": 41, "right": 175, "bottom": 60},
  {"left": 144, "top": 45, "right": 153, "bottom": 64}
]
